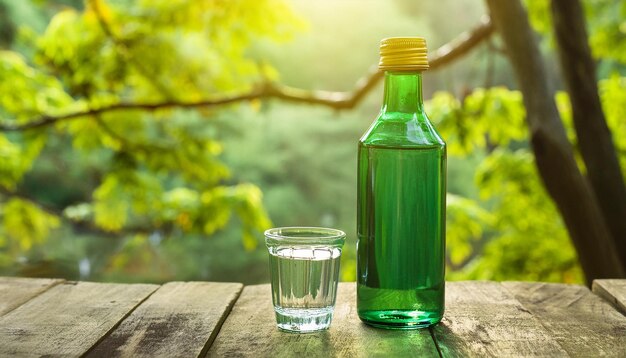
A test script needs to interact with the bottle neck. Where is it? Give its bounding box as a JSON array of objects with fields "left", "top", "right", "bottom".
[{"left": 381, "top": 71, "right": 424, "bottom": 114}]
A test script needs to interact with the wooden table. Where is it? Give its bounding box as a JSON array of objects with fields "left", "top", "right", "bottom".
[{"left": 0, "top": 278, "right": 624, "bottom": 357}]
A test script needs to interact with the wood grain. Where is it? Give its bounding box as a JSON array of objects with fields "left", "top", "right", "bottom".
[
  {"left": 0, "top": 281, "right": 157, "bottom": 357},
  {"left": 593, "top": 279, "right": 626, "bottom": 315},
  {"left": 206, "top": 283, "right": 439, "bottom": 357},
  {"left": 431, "top": 281, "right": 568, "bottom": 357},
  {"left": 86, "top": 281, "right": 242, "bottom": 357},
  {"left": 0, "top": 277, "right": 63, "bottom": 316},
  {"left": 503, "top": 281, "right": 626, "bottom": 357}
]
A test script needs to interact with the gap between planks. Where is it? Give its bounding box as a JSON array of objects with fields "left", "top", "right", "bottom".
[
  {"left": 592, "top": 279, "right": 626, "bottom": 315},
  {"left": 428, "top": 326, "right": 444, "bottom": 358},
  {"left": 3, "top": 278, "right": 624, "bottom": 357},
  {"left": 85, "top": 281, "right": 244, "bottom": 358},
  {"left": 80, "top": 282, "right": 162, "bottom": 357},
  {"left": 0, "top": 277, "right": 65, "bottom": 317},
  {"left": 0, "top": 281, "right": 159, "bottom": 356},
  {"left": 206, "top": 283, "right": 440, "bottom": 357}
]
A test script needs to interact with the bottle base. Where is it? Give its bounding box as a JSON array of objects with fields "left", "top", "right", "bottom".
[{"left": 358, "top": 310, "right": 442, "bottom": 329}]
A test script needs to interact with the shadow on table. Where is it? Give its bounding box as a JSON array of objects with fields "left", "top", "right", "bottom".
[{"left": 431, "top": 319, "right": 480, "bottom": 357}]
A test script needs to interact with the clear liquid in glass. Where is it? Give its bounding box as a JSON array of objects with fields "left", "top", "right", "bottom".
[{"left": 268, "top": 247, "right": 341, "bottom": 332}]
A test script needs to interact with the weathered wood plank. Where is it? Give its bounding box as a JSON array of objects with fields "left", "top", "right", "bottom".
[
  {"left": 206, "top": 283, "right": 439, "bottom": 357},
  {"left": 0, "top": 281, "right": 158, "bottom": 357},
  {"left": 504, "top": 281, "right": 626, "bottom": 357},
  {"left": 0, "top": 276, "right": 63, "bottom": 316},
  {"left": 431, "top": 281, "right": 568, "bottom": 357},
  {"left": 593, "top": 279, "right": 626, "bottom": 315},
  {"left": 86, "top": 281, "right": 242, "bottom": 357}
]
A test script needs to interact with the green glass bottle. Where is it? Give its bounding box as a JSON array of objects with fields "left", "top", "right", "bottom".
[{"left": 357, "top": 37, "right": 446, "bottom": 329}]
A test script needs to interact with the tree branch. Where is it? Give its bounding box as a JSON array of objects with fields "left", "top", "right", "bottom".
[
  {"left": 89, "top": 0, "right": 178, "bottom": 100},
  {"left": 0, "top": 186, "right": 156, "bottom": 237},
  {"left": 93, "top": 114, "right": 172, "bottom": 153},
  {"left": 0, "top": 17, "right": 494, "bottom": 132}
]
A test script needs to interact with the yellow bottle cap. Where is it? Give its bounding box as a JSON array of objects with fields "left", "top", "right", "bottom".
[{"left": 379, "top": 37, "right": 429, "bottom": 71}]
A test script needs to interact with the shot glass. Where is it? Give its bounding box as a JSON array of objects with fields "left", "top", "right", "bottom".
[{"left": 265, "top": 227, "right": 346, "bottom": 333}]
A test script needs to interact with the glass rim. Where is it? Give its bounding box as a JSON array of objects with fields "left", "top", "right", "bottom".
[{"left": 264, "top": 226, "right": 346, "bottom": 245}]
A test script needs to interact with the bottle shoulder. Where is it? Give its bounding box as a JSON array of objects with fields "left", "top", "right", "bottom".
[{"left": 359, "top": 112, "right": 446, "bottom": 148}]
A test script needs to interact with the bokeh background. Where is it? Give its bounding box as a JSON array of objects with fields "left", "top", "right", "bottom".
[{"left": 0, "top": 0, "right": 624, "bottom": 285}]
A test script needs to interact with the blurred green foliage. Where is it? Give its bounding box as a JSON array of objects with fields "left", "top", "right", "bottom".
[
  {"left": 0, "top": 0, "right": 624, "bottom": 284},
  {"left": 428, "top": 88, "right": 584, "bottom": 283},
  {"left": 0, "top": 0, "right": 303, "bottom": 281}
]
